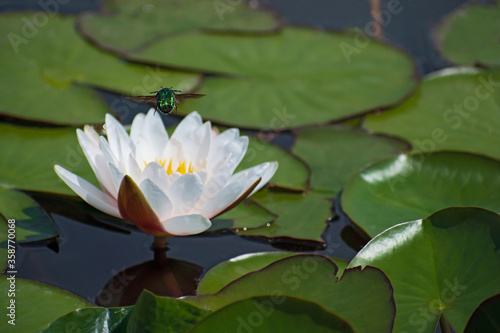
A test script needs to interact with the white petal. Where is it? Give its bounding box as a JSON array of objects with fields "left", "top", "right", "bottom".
[
  {"left": 141, "top": 161, "right": 171, "bottom": 189},
  {"left": 139, "top": 178, "right": 173, "bottom": 221},
  {"left": 105, "top": 114, "right": 134, "bottom": 167},
  {"left": 171, "top": 112, "right": 202, "bottom": 142},
  {"left": 143, "top": 109, "right": 169, "bottom": 156},
  {"left": 77, "top": 129, "right": 116, "bottom": 197},
  {"left": 108, "top": 162, "right": 125, "bottom": 193},
  {"left": 207, "top": 136, "right": 248, "bottom": 176},
  {"left": 83, "top": 125, "right": 100, "bottom": 146},
  {"left": 194, "top": 172, "right": 247, "bottom": 218},
  {"left": 54, "top": 165, "right": 120, "bottom": 218},
  {"left": 183, "top": 121, "right": 211, "bottom": 163},
  {"left": 128, "top": 154, "right": 142, "bottom": 182},
  {"left": 162, "top": 214, "right": 211, "bottom": 236},
  {"left": 165, "top": 173, "right": 204, "bottom": 216},
  {"left": 99, "top": 136, "right": 119, "bottom": 167},
  {"left": 236, "top": 161, "right": 278, "bottom": 196},
  {"left": 130, "top": 112, "right": 145, "bottom": 145}
]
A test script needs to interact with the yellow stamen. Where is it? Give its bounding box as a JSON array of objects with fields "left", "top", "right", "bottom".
[
  {"left": 188, "top": 161, "right": 194, "bottom": 173},
  {"left": 167, "top": 159, "right": 173, "bottom": 175},
  {"left": 177, "top": 161, "right": 186, "bottom": 174}
]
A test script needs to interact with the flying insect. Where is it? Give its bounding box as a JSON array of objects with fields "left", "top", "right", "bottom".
[{"left": 128, "top": 88, "right": 205, "bottom": 114}]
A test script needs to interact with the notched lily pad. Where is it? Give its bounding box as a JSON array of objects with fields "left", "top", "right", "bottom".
[
  {"left": 210, "top": 199, "right": 276, "bottom": 232},
  {"left": 128, "top": 27, "right": 419, "bottom": 129},
  {"left": 292, "top": 126, "right": 410, "bottom": 195},
  {"left": 341, "top": 151, "right": 500, "bottom": 237},
  {"left": 349, "top": 207, "right": 500, "bottom": 333},
  {"left": 237, "top": 189, "right": 333, "bottom": 244},
  {"left": 78, "top": 0, "right": 281, "bottom": 53},
  {"left": 435, "top": 2, "right": 500, "bottom": 66},
  {"left": 364, "top": 67, "right": 500, "bottom": 159},
  {"left": 0, "top": 13, "right": 199, "bottom": 125},
  {"left": 183, "top": 254, "right": 395, "bottom": 333}
]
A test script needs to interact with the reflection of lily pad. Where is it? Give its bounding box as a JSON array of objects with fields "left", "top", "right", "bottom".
[
  {"left": 128, "top": 27, "right": 418, "bottom": 128},
  {"left": 0, "top": 276, "right": 92, "bottom": 332},
  {"left": 0, "top": 13, "right": 199, "bottom": 125},
  {"left": 341, "top": 151, "right": 500, "bottom": 237},
  {"left": 364, "top": 67, "right": 500, "bottom": 159},
  {"left": 292, "top": 127, "right": 410, "bottom": 195},
  {"left": 349, "top": 207, "right": 500, "bottom": 333},
  {"left": 78, "top": 0, "right": 280, "bottom": 53},
  {"left": 191, "top": 296, "right": 354, "bottom": 333},
  {"left": 237, "top": 189, "right": 333, "bottom": 244},
  {"left": 435, "top": 2, "right": 500, "bottom": 66},
  {"left": 183, "top": 255, "right": 395, "bottom": 333},
  {"left": 197, "top": 251, "right": 349, "bottom": 294}
]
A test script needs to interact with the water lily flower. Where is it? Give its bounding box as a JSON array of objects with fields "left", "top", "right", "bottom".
[{"left": 55, "top": 110, "right": 277, "bottom": 237}]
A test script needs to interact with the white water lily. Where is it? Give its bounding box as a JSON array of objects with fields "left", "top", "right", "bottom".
[{"left": 55, "top": 110, "right": 277, "bottom": 236}]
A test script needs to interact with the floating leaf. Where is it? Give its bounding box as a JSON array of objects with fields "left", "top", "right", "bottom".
[
  {"left": 0, "top": 13, "right": 199, "bottom": 125},
  {"left": 292, "top": 126, "right": 410, "bottom": 195},
  {"left": 78, "top": 0, "right": 280, "bottom": 53},
  {"left": 197, "top": 251, "right": 349, "bottom": 294},
  {"left": 435, "top": 2, "right": 500, "bottom": 66},
  {"left": 238, "top": 136, "right": 309, "bottom": 191},
  {"left": 237, "top": 189, "right": 332, "bottom": 244},
  {"left": 211, "top": 199, "right": 276, "bottom": 232},
  {"left": 43, "top": 307, "right": 132, "bottom": 333},
  {"left": 341, "top": 151, "right": 500, "bottom": 237},
  {"left": 127, "top": 291, "right": 210, "bottom": 333},
  {"left": 0, "top": 188, "right": 57, "bottom": 243},
  {"left": 0, "top": 217, "right": 8, "bottom": 272},
  {"left": 190, "top": 296, "right": 354, "bottom": 333},
  {"left": 364, "top": 67, "right": 500, "bottom": 159},
  {"left": 128, "top": 27, "right": 418, "bottom": 128},
  {"left": 0, "top": 123, "right": 94, "bottom": 195},
  {"left": 0, "top": 276, "right": 92, "bottom": 332},
  {"left": 349, "top": 207, "right": 500, "bottom": 333},
  {"left": 464, "top": 293, "right": 500, "bottom": 333},
  {"left": 183, "top": 255, "right": 395, "bottom": 333}
]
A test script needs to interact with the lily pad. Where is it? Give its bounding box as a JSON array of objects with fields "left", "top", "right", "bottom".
[
  {"left": 0, "top": 276, "right": 92, "bottom": 332},
  {"left": 0, "top": 13, "right": 199, "bottom": 125},
  {"left": 128, "top": 27, "right": 419, "bottom": 129},
  {"left": 0, "top": 188, "right": 57, "bottom": 243},
  {"left": 127, "top": 290, "right": 210, "bottom": 332},
  {"left": 435, "top": 2, "right": 500, "bottom": 66},
  {"left": 341, "top": 151, "right": 500, "bottom": 237},
  {"left": 0, "top": 123, "right": 94, "bottom": 194},
  {"left": 78, "top": 0, "right": 280, "bottom": 53},
  {"left": 349, "top": 207, "right": 500, "bottom": 333},
  {"left": 43, "top": 307, "right": 132, "bottom": 333},
  {"left": 237, "top": 189, "right": 333, "bottom": 244},
  {"left": 0, "top": 216, "right": 8, "bottom": 271},
  {"left": 292, "top": 126, "right": 410, "bottom": 195},
  {"left": 211, "top": 199, "right": 276, "bottom": 232},
  {"left": 190, "top": 296, "right": 354, "bottom": 333},
  {"left": 183, "top": 255, "right": 395, "bottom": 333},
  {"left": 464, "top": 293, "right": 500, "bottom": 333},
  {"left": 197, "top": 251, "right": 349, "bottom": 294},
  {"left": 238, "top": 135, "right": 309, "bottom": 191},
  {"left": 364, "top": 67, "right": 500, "bottom": 159}
]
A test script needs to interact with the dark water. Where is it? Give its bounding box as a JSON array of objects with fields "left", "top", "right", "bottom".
[{"left": 1, "top": 0, "right": 483, "bottom": 307}]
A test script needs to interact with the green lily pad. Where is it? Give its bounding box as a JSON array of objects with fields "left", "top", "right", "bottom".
[
  {"left": 127, "top": 290, "right": 210, "bottom": 332},
  {"left": 0, "top": 13, "right": 199, "bottom": 125},
  {"left": 43, "top": 307, "right": 132, "bottom": 333},
  {"left": 464, "top": 293, "right": 500, "bottom": 333},
  {"left": 78, "top": 0, "right": 280, "bottom": 53},
  {"left": 364, "top": 67, "right": 500, "bottom": 159},
  {"left": 211, "top": 199, "right": 276, "bottom": 232},
  {"left": 128, "top": 27, "right": 419, "bottom": 129},
  {"left": 197, "top": 251, "right": 349, "bottom": 294},
  {"left": 349, "top": 207, "right": 500, "bottom": 333},
  {"left": 0, "top": 276, "right": 92, "bottom": 332},
  {"left": 435, "top": 2, "right": 500, "bottom": 66},
  {"left": 237, "top": 189, "right": 333, "bottom": 244},
  {"left": 0, "top": 123, "right": 95, "bottom": 194},
  {"left": 292, "top": 127, "right": 410, "bottom": 195},
  {"left": 0, "top": 189, "right": 57, "bottom": 243},
  {"left": 341, "top": 151, "right": 500, "bottom": 237},
  {"left": 190, "top": 296, "right": 354, "bottom": 333},
  {"left": 238, "top": 135, "right": 309, "bottom": 191},
  {"left": 183, "top": 255, "right": 395, "bottom": 333}
]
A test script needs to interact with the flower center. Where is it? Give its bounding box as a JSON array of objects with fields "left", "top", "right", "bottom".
[{"left": 146, "top": 158, "right": 194, "bottom": 175}]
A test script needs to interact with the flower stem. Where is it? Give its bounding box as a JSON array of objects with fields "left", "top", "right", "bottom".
[{"left": 153, "top": 236, "right": 168, "bottom": 268}]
